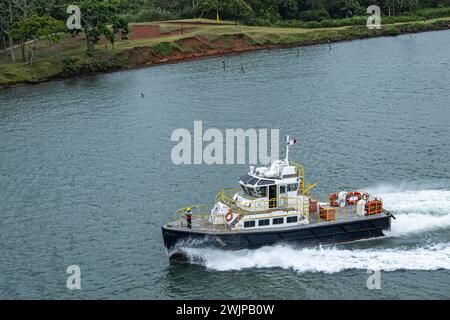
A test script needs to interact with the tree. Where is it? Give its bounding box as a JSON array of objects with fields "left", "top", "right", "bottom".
[
  {"left": 113, "top": 16, "right": 129, "bottom": 41},
  {"left": 38, "top": 14, "right": 65, "bottom": 52},
  {"left": 277, "top": 0, "right": 298, "bottom": 19},
  {"left": 72, "top": 0, "right": 129, "bottom": 52},
  {"left": 10, "top": 14, "right": 64, "bottom": 62},
  {"left": 0, "top": 0, "right": 17, "bottom": 62},
  {"left": 221, "top": 0, "right": 254, "bottom": 20}
]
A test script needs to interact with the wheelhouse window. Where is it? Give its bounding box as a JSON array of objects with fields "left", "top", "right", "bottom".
[
  {"left": 287, "top": 184, "right": 299, "bottom": 192},
  {"left": 239, "top": 174, "right": 253, "bottom": 184},
  {"left": 257, "top": 179, "right": 275, "bottom": 186},
  {"left": 247, "top": 188, "right": 258, "bottom": 197},
  {"left": 255, "top": 186, "right": 267, "bottom": 198},
  {"left": 273, "top": 217, "right": 284, "bottom": 225},
  {"left": 244, "top": 221, "right": 256, "bottom": 228},
  {"left": 287, "top": 216, "right": 298, "bottom": 223},
  {"left": 258, "top": 219, "right": 270, "bottom": 226},
  {"left": 240, "top": 185, "right": 258, "bottom": 198}
]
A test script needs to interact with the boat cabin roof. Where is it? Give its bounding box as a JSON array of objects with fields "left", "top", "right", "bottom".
[
  {"left": 238, "top": 160, "right": 299, "bottom": 188},
  {"left": 238, "top": 174, "right": 275, "bottom": 186}
]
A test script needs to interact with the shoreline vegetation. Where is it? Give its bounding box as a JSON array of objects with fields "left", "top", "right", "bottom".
[{"left": 1, "top": 16, "right": 450, "bottom": 87}]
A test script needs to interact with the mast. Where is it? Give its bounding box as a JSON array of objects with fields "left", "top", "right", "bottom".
[{"left": 285, "top": 135, "right": 290, "bottom": 162}]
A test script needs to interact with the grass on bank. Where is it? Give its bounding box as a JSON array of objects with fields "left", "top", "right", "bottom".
[{"left": 1, "top": 17, "right": 450, "bottom": 86}]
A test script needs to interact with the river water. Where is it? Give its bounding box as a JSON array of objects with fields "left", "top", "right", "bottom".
[{"left": 1, "top": 30, "right": 450, "bottom": 299}]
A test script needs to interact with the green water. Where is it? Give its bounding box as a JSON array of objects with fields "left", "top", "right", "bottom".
[{"left": 0, "top": 30, "right": 449, "bottom": 299}]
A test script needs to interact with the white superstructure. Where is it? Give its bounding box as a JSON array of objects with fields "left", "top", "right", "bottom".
[{"left": 209, "top": 136, "right": 313, "bottom": 230}]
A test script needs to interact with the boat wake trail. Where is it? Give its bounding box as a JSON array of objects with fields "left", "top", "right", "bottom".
[
  {"left": 387, "top": 213, "right": 450, "bottom": 237},
  {"left": 182, "top": 243, "right": 450, "bottom": 273},
  {"left": 373, "top": 188, "right": 450, "bottom": 215},
  {"left": 367, "top": 187, "right": 450, "bottom": 236},
  {"left": 179, "top": 186, "right": 450, "bottom": 273}
]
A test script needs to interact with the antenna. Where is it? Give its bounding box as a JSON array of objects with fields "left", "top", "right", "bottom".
[
  {"left": 285, "top": 135, "right": 297, "bottom": 162},
  {"left": 285, "top": 135, "right": 290, "bottom": 162}
]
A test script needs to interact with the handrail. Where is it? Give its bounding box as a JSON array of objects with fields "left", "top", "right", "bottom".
[
  {"left": 289, "top": 161, "right": 305, "bottom": 194},
  {"left": 214, "top": 188, "right": 239, "bottom": 207},
  {"left": 168, "top": 160, "right": 385, "bottom": 230},
  {"left": 169, "top": 194, "right": 384, "bottom": 231}
]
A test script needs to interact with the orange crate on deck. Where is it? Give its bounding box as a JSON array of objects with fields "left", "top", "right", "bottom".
[
  {"left": 319, "top": 206, "right": 336, "bottom": 221},
  {"left": 365, "top": 200, "right": 383, "bottom": 215},
  {"left": 309, "top": 201, "right": 318, "bottom": 213}
]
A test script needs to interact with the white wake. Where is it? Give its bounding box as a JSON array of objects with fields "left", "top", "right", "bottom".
[
  {"left": 369, "top": 188, "right": 450, "bottom": 237},
  {"left": 180, "top": 186, "right": 450, "bottom": 273},
  {"left": 183, "top": 243, "right": 450, "bottom": 273}
]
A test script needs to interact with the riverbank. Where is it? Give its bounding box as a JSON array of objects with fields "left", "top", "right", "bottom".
[{"left": 1, "top": 17, "right": 450, "bottom": 87}]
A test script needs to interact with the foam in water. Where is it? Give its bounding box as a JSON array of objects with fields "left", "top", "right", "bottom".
[
  {"left": 367, "top": 187, "right": 450, "bottom": 237},
  {"left": 180, "top": 186, "right": 450, "bottom": 273},
  {"left": 374, "top": 188, "right": 450, "bottom": 215},
  {"left": 183, "top": 243, "right": 450, "bottom": 273},
  {"left": 387, "top": 213, "right": 450, "bottom": 237}
]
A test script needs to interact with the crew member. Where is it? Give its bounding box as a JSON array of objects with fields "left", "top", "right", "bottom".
[{"left": 185, "top": 208, "right": 192, "bottom": 229}]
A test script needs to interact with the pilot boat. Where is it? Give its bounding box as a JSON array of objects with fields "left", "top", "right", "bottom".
[{"left": 162, "top": 136, "right": 393, "bottom": 260}]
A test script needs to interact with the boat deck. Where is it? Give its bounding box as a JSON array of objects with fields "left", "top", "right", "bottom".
[{"left": 165, "top": 206, "right": 390, "bottom": 234}]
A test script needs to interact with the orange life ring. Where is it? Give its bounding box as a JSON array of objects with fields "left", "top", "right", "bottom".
[
  {"left": 226, "top": 211, "right": 233, "bottom": 222},
  {"left": 330, "top": 193, "right": 339, "bottom": 207},
  {"left": 346, "top": 191, "right": 362, "bottom": 205}
]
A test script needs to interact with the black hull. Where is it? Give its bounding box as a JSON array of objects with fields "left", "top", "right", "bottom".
[{"left": 162, "top": 214, "right": 392, "bottom": 257}]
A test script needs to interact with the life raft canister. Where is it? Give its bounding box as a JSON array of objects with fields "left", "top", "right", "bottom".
[
  {"left": 346, "top": 191, "right": 362, "bottom": 205},
  {"left": 365, "top": 199, "right": 383, "bottom": 215},
  {"left": 330, "top": 193, "right": 339, "bottom": 207},
  {"left": 225, "top": 210, "right": 233, "bottom": 222}
]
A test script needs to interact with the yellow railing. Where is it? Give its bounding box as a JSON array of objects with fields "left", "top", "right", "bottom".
[
  {"left": 309, "top": 193, "right": 383, "bottom": 224},
  {"left": 289, "top": 160, "right": 318, "bottom": 221},
  {"left": 214, "top": 188, "right": 239, "bottom": 207},
  {"left": 168, "top": 160, "right": 384, "bottom": 230},
  {"left": 240, "top": 196, "right": 301, "bottom": 215},
  {"left": 315, "top": 204, "right": 358, "bottom": 224},
  {"left": 170, "top": 193, "right": 383, "bottom": 231},
  {"left": 173, "top": 204, "right": 209, "bottom": 229},
  {"left": 289, "top": 161, "right": 305, "bottom": 193}
]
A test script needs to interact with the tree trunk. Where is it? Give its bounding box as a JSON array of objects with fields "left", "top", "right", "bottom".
[
  {"left": 6, "top": 3, "right": 16, "bottom": 62},
  {"left": 48, "top": 37, "right": 55, "bottom": 54},
  {"left": 28, "top": 47, "right": 34, "bottom": 65},
  {"left": 85, "top": 30, "right": 95, "bottom": 52},
  {"left": 2, "top": 36, "right": 7, "bottom": 56},
  {"left": 22, "top": 0, "right": 28, "bottom": 18},
  {"left": 7, "top": 33, "right": 16, "bottom": 62},
  {"left": 21, "top": 38, "right": 26, "bottom": 62},
  {"left": 29, "top": 38, "right": 38, "bottom": 64}
]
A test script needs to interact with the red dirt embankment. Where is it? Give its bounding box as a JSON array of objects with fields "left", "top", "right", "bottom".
[
  {"left": 128, "top": 25, "right": 161, "bottom": 40},
  {"left": 122, "top": 20, "right": 450, "bottom": 70},
  {"left": 123, "top": 33, "right": 256, "bottom": 67}
]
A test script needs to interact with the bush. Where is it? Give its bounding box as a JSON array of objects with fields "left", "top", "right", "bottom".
[
  {"left": 415, "top": 7, "right": 450, "bottom": 19},
  {"left": 273, "top": 20, "right": 305, "bottom": 28},
  {"left": 382, "top": 15, "right": 423, "bottom": 24},
  {"left": 62, "top": 57, "right": 78, "bottom": 77},
  {"left": 77, "top": 60, "right": 120, "bottom": 73},
  {"left": 152, "top": 42, "right": 172, "bottom": 56},
  {"left": 387, "top": 26, "right": 401, "bottom": 36},
  {"left": 126, "top": 7, "right": 179, "bottom": 23},
  {"left": 243, "top": 8, "right": 449, "bottom": 30},
  {"left": 299, "top": 9, "right": 330, "bottom": 22}
]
